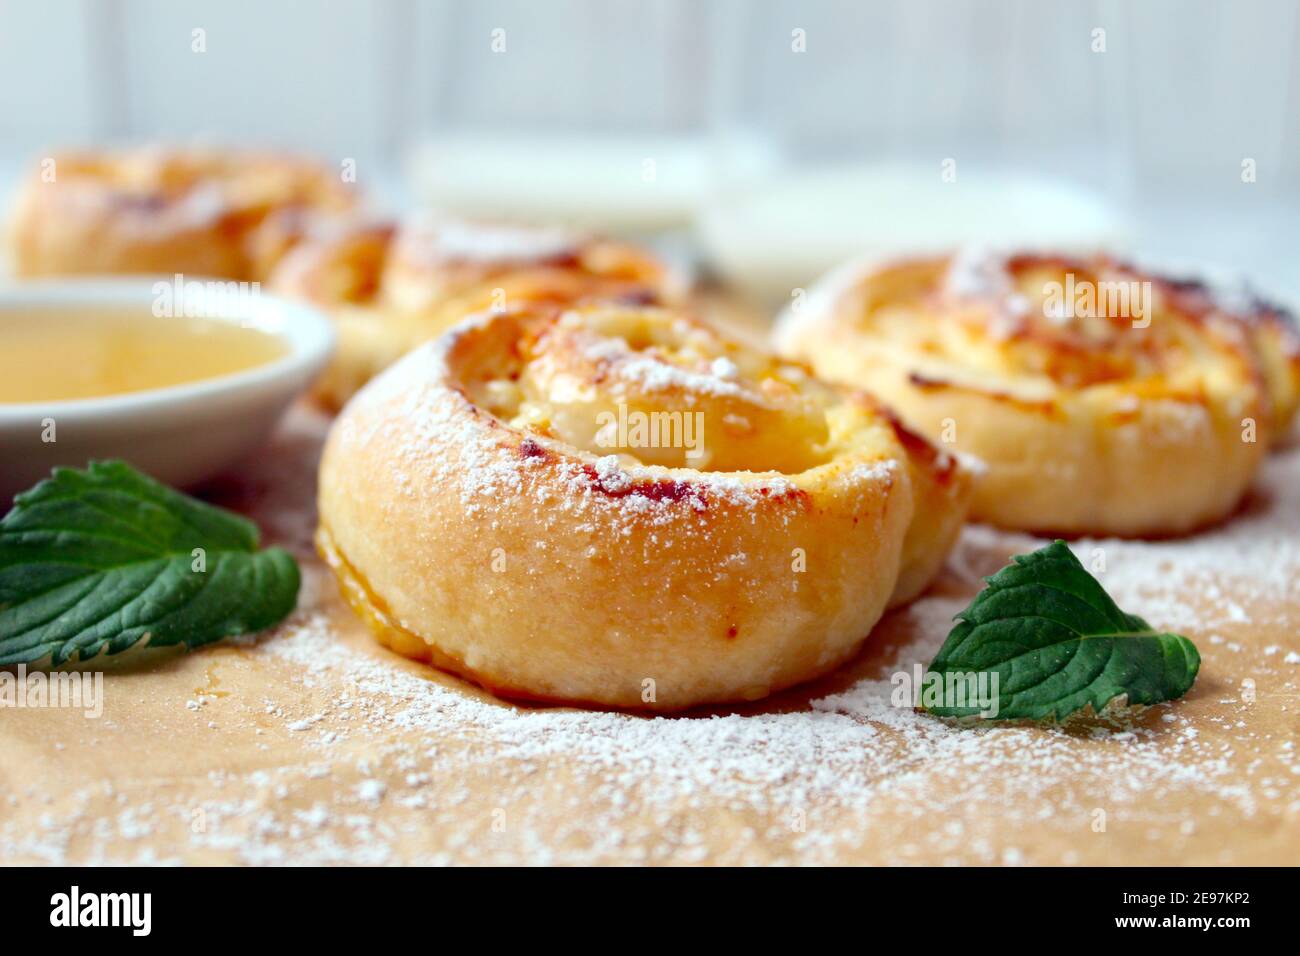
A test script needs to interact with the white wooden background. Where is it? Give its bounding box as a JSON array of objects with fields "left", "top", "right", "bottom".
[
  {"left": 2, "top": 0, "right": 1298, "bottom": 288},
  {"left": 3, "top": 0, "right": 1296, "bottom": 183}
]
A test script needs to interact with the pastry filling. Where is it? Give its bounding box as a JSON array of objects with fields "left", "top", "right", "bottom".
[
  {"left": 468, "top": 307, "right": 842, "bottom": 473},
  {"left": 855, "top": 253, "right": 1256, "bottom": 402}
]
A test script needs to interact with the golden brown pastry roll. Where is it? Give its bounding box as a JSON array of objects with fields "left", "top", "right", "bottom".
[
  {"left": 776, "top": 250, "right": 1300, "bottom": 536},
  {"left": 316, "top": 303, "right": 974, "bottom": 710},
  {"left": 6, "top": 145, "right": 356, "bottom": 281},
  {"left": 271, "top": 218, "right": 684, "bottom": 411}
]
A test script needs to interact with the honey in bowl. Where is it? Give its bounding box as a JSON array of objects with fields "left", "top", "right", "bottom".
[{"left": 0, "top": 307, "right": 288, "bottom": 403}]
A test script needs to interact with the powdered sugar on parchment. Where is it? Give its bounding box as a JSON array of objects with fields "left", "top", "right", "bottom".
[
  {"left": 4, "top": 409, "right": 1296, "bottom": 866},
  {"left": 186, "top": 438, "right": 1293, "bottom": 864},
  {"left": 276, "top": 427, "right": 1300, "bottom": 863}
]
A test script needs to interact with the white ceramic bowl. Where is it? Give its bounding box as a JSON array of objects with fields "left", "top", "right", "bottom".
[{"left": 0, "top": 279, "right": 334, "bottom": 506}]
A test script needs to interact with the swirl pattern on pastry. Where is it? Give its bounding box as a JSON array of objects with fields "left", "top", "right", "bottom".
[
  {"left": 317, "top": 303, "right": 973, "bottom": 710},
  {"left": 776, "top": 250, "right": 1300, "bottom": 536},
  {"left": 6, "top": 145, "right": 356, "bottom": 281},
  {"left": 271, "top": 217, "right": 683, "bottom": 410}
]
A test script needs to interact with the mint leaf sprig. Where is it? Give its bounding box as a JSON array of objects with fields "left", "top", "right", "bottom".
[
  {"left": 924, "top": 540, "right": 1200, "bottom": 722},
  {"left": 0, "top": 461, "right": 299, "bottom": 666}
]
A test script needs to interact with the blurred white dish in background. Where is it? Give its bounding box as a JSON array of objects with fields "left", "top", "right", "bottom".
[
  {"left": 697, "top": 163, "right": 1129, "bottom": 303},
  {"left": 406, "top": 133, "right": 776, "bottom": 233},
  {"left": 0, "top": 280, "right": 334, "bottom": 505}
]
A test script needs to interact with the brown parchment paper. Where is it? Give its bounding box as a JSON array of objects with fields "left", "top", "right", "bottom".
[{"left": 1, "top": 405, "right": 1297, "bottom": 866}]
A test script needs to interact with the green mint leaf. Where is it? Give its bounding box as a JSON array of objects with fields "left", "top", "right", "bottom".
[
  {"left": 0, "top": 460, "right": 299, "bottom": 665},
  {"left": 923, "top": 540, "right": 1200, "bottom": 721}
]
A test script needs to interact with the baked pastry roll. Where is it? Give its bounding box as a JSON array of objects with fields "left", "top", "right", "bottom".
[
  {"left": 317, "top": 304, "right": 973, "bottom": 710},
  {"left": 776, "top": 250, "right": 1300, "bottom": 536},
  {"left": 6, "top": 145, "right": 356, "bottom": 281},
  {"left": 270, "top": 218, "right": 682, "bottom": 411}
]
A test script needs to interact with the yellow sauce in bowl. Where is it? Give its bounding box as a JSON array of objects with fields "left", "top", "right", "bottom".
[{"left": 0, "top": 307, "right": 287, "bottom": 403}]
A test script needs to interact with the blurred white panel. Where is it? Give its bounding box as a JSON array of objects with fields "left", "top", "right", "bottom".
[
  {"left": 1285, "top": 8, "right": 1300, "bottom": 183},
  {"left": 714, "top": 1, "right": 1114, "bottom": 165},
  {"left": 995, "top": 2, "right": 1123, "bottom": 159},
  {"left": 1122, "top": 0, "right": 1299, "bottom": 190},
  {"left": 411, "top": 0, "right": 707, "bottom": 133},
  {"left": 0, "top": 0, "right": 1295, "bottom": 216},
  {"left": 117, "top": 0, "right": 393, "bottom": 161},
  {"left": 715, "top": 0, "right": 908, "bottom": 152},
  {"left": 0, "top": 0, "right": 104, "bottom": 149}
]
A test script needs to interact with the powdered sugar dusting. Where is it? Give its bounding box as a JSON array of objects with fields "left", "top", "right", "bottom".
[
  {"left": 272, "top": 429, "right": 1300, "bottom": 863},
  {"left": 580, "top": 335, "right": 748, "bottom": 400},
  {"left": 362, "top": 335, "right": 859, "bottom": 531},
  {"left": 4, "top": 409, "right": 1296, "bottom": 866},
  {"left": 942, "top": 246, "right": 1032, "bottom": 334}
]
